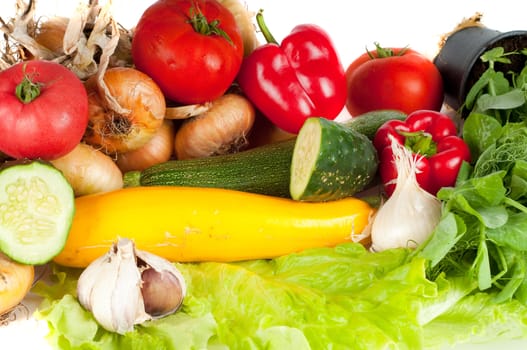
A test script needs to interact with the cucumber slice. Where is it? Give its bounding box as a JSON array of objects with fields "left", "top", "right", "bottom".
[
  {"left": 290, "top": 117, "right": 379, "bottom": 201},
  {"left": 0, "top": 161, "right": 75, "bottom": 264}
]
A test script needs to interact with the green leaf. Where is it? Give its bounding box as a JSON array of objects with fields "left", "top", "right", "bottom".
[
  {"left": 424, "top": 290, "right": 527, "bottom": 346},
  {"left": 480, "top": 47, "right": 509, "bottom": 64},
  {"left": 477, "top": 205, "right": 508, "bottom": 229},
  {"left": 416, "top": 212, "right": 466, "bottom": 267},
  {"left": 475, "top": 237, "right": 492, "bottom": 290},
  {"left": 492, "top": 248, "right": 526, "bottom": 303},
  {"left": 515, "top": 64, "right": 527, "bottom": 88},
  {"left": 513, "top": 253, "right": 527, "bottom": 304},
  {"left": 465, "top": 69, "right": 494, "bottom": 110},
  {"left": 487, "top": 212, "right": 527, "bottom": 250},
  {"left": 453, "top": 171, "right": 507, "bottom": 207},
  {"left": 476, "top": 89, "right": 526, "bottom": 111},
  {"left": 510, "top": 160, "right": 527, "bottom": 200},
  {"left": 477, "top": 205, "right": 509, "bottom": 228},
  {"left": 473, "top": 125, "right": 527, "bottom": 177},
  {"left": 489, "top": 71, "right": 515, "bottom": 95},
  {"left": 462, "top": 112, "right": 502, "bottom": 159}
]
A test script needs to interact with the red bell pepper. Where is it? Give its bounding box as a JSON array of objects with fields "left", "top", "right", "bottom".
[
  {"left": 236, "top": 10, "right": 347, "bottom": 134},
  {"left": 373, "top": 110, "right": 471, "bottom": 196}
]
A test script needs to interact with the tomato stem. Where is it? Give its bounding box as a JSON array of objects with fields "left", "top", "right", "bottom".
[
  {"left": 15, "top": 68, "right": 41, "bottom": 104},
  {"left": 366, "top": 42, "right": 409, "bottom": 59},
  {"left": 255, "top": 9, "right": 278, "bottom": 45},
  {"left": 187, "top": 4, "right": 233, "bottom": 45}
]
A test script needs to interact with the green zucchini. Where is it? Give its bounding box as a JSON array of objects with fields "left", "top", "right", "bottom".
[
  {"left": 125, "top": 110, "right": 405, "bottom": 197},
  {"left": 290, "top": 117, "right": 379, "bottom": 201},
  {"left": 126, "top": 139, "right": 295, "bottom": 197}
]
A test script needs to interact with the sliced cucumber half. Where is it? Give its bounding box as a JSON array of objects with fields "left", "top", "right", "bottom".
[
  {"left": 0, "top": 161, "right": 75, "bottom": 265},
  {"left": 290, "top": 117, "right": 379, "bottom": 202},
  {"left": 290, "top": 118, "right": 322, "bottom": 200}
]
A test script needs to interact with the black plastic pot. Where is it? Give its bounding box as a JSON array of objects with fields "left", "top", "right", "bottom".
[{"left": 433, "top": 26, "right": 527, "bottom": 112}]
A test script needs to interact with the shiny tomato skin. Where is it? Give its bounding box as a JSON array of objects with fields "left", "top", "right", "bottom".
[
  {"left": 0, "top": 60, "right": 88, "bottom": 160},
  {"left": 346, "top": 48, "right": 444, "bottom": 117},
  {"left": 131, "top": 0, "right": 244, "bottom": 105}
]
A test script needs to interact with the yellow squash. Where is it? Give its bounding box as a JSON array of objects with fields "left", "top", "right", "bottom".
[
  {"left": 54, "top": 186, "right": 375, "bottom": 268},
  {"left": 0, "top": 253, "right": 34, "bottom": 315}
]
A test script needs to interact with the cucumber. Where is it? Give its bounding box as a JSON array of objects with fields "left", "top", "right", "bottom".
[
  {"left": 0, "top": 160, "right": 75, "bottom": 264},
  {"left": 290, "top": 117, "right": 379, "bottom": 201},
  {"left": 129, "top": 139, "right": 295, "bottom": 197},
  {"left": 341, "top": 109, "right": 406, "bottom": 139},
  {"left": 127, "top": 110, "right": 405, "bottom": 198}
]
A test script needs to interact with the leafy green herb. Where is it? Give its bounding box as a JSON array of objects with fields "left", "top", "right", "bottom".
[
  {"left": 462, "top": 47, "right": 527, "bottom": 124},
  {"left": 414, "top": 45, "right": 527, "bottom": 302},
  {"left": 471, "top": 119, "right": 527, "bottom": 178},
  {"left": 413, "top": 120, "right": 527, "bottom": 304}
]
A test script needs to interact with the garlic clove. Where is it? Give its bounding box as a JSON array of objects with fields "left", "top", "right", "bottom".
[
  {"left": 107, "top": 240, "right": 151, "bottom": 334},
  {"left": 141, "top": 267, "right": 185, "bottom": 317},
  {"left": 135, "top": 248, "right": 187, "bottom": 318},
  {"left": 77, "top": 238, "right": 187, "bottom": 334}
]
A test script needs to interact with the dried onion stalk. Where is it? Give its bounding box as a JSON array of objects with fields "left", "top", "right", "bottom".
[{"left": 0, "top": 0, "right": 133, "bottom": 78}]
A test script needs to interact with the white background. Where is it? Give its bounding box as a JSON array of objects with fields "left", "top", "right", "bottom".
[
  {"left": 2, "top": 0, "right": 525, "bottom": 66},
  {"left": 0, "top": 1, "right": 526, "bottom": 349}
]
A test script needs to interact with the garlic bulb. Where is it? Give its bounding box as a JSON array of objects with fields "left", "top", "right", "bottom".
[
  {"left": 77, "top": 238, "right": 186, "bottom": 334},
  {"left": 370, "top": 139, "right": 442, "bottom": 252}
]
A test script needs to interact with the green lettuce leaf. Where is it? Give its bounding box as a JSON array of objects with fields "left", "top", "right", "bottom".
[
  {"left": 32, "top": 243, "right": 527, "bottom": 350},
  {"left": 424, "top": 291, "right": 527, "bottom": 347}
]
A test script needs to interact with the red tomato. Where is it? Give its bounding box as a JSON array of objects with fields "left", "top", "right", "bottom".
[
  {"left": 345, "top": 45, "right": 444, "bottom": 117},
  {"left": 0, "top": 60, "right": 89, "bottom": 160},
  {"left": 131, "top": 0, "right": 244, "bottom": 105}
]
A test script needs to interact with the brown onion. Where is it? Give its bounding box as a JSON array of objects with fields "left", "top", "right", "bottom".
[
  {"left": 174, "top": 93, "right": 255, "bottom": 160},
  {"left": 50, "top": 143, "right": 123, "bottom": 196},
  {"left": 34, "top": 16, "right": 69, "bottom": 55},
  {"left": 83, "top": 67, "right": 166, "bottom": 154},
  {"left": 247, "top": 111, "right": 296, "bottom": 148},
  {"left": 0, "top": 252, "right": 34, "bottom": 317},
  {"left": 116, "top": 120, "right": 176, "bottom": 173}
]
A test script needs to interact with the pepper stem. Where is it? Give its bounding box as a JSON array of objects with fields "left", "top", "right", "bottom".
[
  {"left": 399, "top": 130, "right": 437, "bottom": 157},
  {"left": 187, "top": 3, "right": 233, "bottom": 45},
  {"left": 15, "top": 67, "right": 41, "bottom": 104},
  {"left": 255, "top": 9, "right": 278, "bottom": 45}
]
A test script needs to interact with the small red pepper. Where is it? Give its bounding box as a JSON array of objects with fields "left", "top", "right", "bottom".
[
  {"left": 373, "top": 110, "right": 471, "bottom": 196},
  {"left": 236, "top": 10, "right": 347, "bottom": 134}
]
